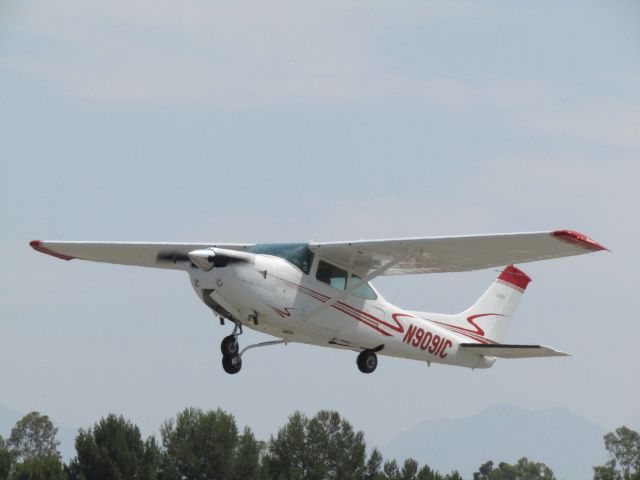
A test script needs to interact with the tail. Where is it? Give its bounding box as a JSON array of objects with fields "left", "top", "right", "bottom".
[{"left": 412, "top": 265, "right": 532, "bottom": 344}]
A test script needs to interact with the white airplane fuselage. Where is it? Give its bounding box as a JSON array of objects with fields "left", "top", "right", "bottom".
[{"left": 188, "top": 253, "right": 494, "bottom": 370}]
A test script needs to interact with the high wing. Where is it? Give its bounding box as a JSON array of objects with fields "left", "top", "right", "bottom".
[
  {"left": 460, "top": 344, "right": 569, "bottom": 358},
  {"left": 310, "top": 230, "right": 607, "bottom": 277},
  {"left": 29, "top": 240, "right": 253, "bottom": 270}
]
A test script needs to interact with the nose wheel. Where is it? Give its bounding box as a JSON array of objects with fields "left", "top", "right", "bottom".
[
  {"left": 220, "top": 322, "right": 242, "bottom": 374},
  {"left": 357, "top": 350, "right": 378, "bottom": 374}
]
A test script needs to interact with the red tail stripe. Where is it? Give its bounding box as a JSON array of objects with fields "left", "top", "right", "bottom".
[{"left": 498, "top": 265, "right": 531, "bottom": 291}]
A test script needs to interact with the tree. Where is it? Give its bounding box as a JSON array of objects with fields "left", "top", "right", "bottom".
[
  {"left": 400, "top": 458, "right": 419, "bottom": 480},
  {"left": 364, "top": 448, "right": 385, "bottom": 480},
  {"left": 232, "top": 426, "right": 263, "bottom": 480},
  {"left": 264, "top": 410, "right": 367, "bottom": 480},
  {"left": 474, "top": 461, "right": 494, "bottom": 480},
  {"left": 416, "top": 464, "right": 446, "bottom": 480},
  {"left": 473, "top": 457, "right": 556, "bottom": 480},
  {"left": 383, "top": 459, "right": 401, "bottom": 480},
  {"left": 0, "top": 436, "right": 12, "bottom": 480},
  {"left": 159, "top": 407, "right": 248, "bottom": 480},
  {"left": 11, "top": 455, "right": 67, "bottom": 480},
  {"left": 444, "top": 472, "right": 463, "bottom": 480},
  {"left": 305, "top": 410, "right": 366, "bottom": 480},
  {"left": 8, "top": 412, "right": 60, "bottom": 462},
  {"left": 594, "top": 426, "right": 640, "bottom": 480},
  {"left": 263, "top": 411, "right": 307, "bottom": 479},
  {"left": 67, "top": 414, "right": 159, "bottom": 480}
]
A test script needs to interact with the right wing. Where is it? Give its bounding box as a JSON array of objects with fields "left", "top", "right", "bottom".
[
  {"left": 310, "top": 230, "right": 608, "bottom": 277},
  {"left": 460, "top": 343, "right": 569, "bottom": 358},
  {"left": 29, "top": 240, "right": 254, "bottom": 270}
]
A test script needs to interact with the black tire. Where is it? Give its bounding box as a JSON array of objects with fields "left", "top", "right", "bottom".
[
  {"left": 357, "top": 350, "right": 377, "bottom": 374},
  {"left": 221, "top": 335, "right": 239, "bottom": 357},
  {"left": 222, "top": 354, "right": 242, "bottom": 374}
]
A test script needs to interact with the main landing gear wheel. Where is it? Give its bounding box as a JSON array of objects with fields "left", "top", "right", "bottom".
[
  {"left": 357, "top": 350, "right": 378, "bottom": 374},
  {"left": 220, "top": 322, "right": 243, "bottom": 374},
  {"left": 221, "top": 335, "right": 239, "bottom": 357},
  {"left": 222, "top": 354, "right": 242, "bottom": 374}
]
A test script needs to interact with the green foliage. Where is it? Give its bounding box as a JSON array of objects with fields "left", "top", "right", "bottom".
[
  {"left": 19, "top": 407, "right": 637, "bottom": 480},
  {"left": 11, "top": 455, "right": 67, "bottom": 480},
  {"left": 383, "top": 459, "right": 400, "bottom": 480},
  {"left": 377, "top": 457, "right": 453, "bottom": 480},
  {"left": 233, "top": 427, "right": 263, "bottom": 480},
  {"left": 400, "top": 458, "right": 419, "bottom": 480},
  {"left": 364, "top": 448, "right": 385, "bottom": 480},
  {"left": 444, "top": 471, "right": 463, "bottom": 480},
  {"left": 159, "top": 407, "right": 259, "bottom": 480},
  {"left": 8, "top": 412, "right": 60, "bottom": 462},
  {"left": 0, "top": 436, "right": 12, "bottom": 480},
  {"left": 67, "top": 414, "right": 159, "bottom": 480},
  {"left": 593, "top": 426, "right": 640, "bottom": 480},
  {"left": 264, "top": 410, "right": 367, "bottom": 480},
  {"left": 473, "top": 457, "right": 556, "bottom": 480}
]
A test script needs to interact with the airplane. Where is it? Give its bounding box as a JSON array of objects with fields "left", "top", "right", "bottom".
[{"left": 30, "top": 229, "right": 607, "bottom": 374}]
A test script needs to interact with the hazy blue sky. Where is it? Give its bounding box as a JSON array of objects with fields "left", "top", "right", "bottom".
[{"left": 1, "top": 0, "right": 639, "bottom": 460}]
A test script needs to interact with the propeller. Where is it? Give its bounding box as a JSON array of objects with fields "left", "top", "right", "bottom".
[
  {"left": 156, "top": 251, "right": 191, "bottom": 265},
  {"left": 156, "top": 247, "right": 254, "bottom": 270}
]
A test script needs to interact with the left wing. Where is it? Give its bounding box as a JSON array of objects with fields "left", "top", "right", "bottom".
[
  {"left": 29, "top": 240, "right": 254, "bottom": 270},
  {"left": 460, "top": 344, "right": 569, "bottom": 358},
  {"left": 310, "top": 230, "right": 607, "bottom": 277}
]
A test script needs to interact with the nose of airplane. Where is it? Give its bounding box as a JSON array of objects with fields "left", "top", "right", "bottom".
[{"left": 188, "top": 249, "right": 216, "bottom": 270}]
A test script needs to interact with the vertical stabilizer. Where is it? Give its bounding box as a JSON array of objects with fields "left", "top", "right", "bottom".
[{"left": 414, "top": 265, "right": 532, "bottom": 344}]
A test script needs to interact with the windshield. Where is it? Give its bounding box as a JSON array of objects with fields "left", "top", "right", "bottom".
[{"left": 249, "top": 243, "right": 314, "bottom": 274}]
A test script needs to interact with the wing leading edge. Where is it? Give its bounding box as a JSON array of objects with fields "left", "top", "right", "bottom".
[{"left": 310, "top": 230, "right": 607, "bottom": 277}]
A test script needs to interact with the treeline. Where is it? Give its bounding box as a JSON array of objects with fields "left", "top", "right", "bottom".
[{"left": 1, "top": 408, "right": 638, "bottom": 480}]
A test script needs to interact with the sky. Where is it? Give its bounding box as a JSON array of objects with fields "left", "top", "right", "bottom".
[{"left": 1, "top": 0, "right": 639, "bottom": 464}]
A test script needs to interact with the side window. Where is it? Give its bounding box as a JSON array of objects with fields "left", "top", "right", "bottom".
[
  {"left": 351, "top": 275, "right": 378, "bottom": 300},
  {"left": 316, "top": 260, "right": 347, "bottom": 290}
]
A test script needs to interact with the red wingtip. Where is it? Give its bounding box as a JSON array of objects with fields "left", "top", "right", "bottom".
[
  {"left": 498, "top": 265, "right": 532, "bottom": 291},
  {"left": 552, "top": 230, "right": 609, "bottom": 252},
  {"left": 29, "top": 240, "right": 74, "bottom": 261}
]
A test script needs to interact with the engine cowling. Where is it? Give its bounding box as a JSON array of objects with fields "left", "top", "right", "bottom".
[{"left": 188, "top": 247, "right": 255, "bottom": 270}]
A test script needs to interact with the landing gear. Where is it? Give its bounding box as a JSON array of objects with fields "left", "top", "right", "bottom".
[
  {"left": 221, "top": 335, "right": 239, "bottom": 357},
  {"left": 222, "top": 354, "right": 242, "bottom": 374},
  {"left": 221, "top": 321, "right": 243, "bottom": 374},
  {"left": 357, "top": 350, "right": 378, "bottom": 374}
]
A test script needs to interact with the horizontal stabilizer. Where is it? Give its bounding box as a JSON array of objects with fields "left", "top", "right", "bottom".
[{"left": 460, "top": 343, "right": 569, "bottom": 358}]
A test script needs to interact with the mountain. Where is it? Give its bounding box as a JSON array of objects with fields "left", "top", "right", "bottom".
[
  {"left": 382, "top": 404, "right": 608, "bottom": 480},
  {"left": 0, "top": 403, "right": 77, "bottom": 460}
]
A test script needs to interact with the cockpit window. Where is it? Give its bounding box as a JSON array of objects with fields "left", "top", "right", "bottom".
[
  {"left": 351, "top": 275, "right": 378, "bottom": 300},
  {"left": 249, "top": 243, "right": 314, "bottom": 274},
  {"left": 316, "top": 260, "right": 347, "bottom": 290}
]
